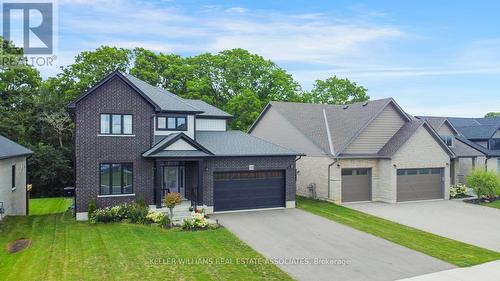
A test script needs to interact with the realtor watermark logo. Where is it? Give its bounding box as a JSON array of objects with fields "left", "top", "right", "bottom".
[{"left": 1, "top": 0, "right": 58, "bottom": 67}]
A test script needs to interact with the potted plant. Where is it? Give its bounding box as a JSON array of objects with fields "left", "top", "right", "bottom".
[{"left": 164, "top": 192, "right": 182, "bottom": 227}]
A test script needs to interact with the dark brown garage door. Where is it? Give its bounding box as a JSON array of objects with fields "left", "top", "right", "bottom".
[
  {"left": 397, "top": 168, "right": 443, "bottom": 202},
  {"left": 341, "top": 168, "right": 371, "bottom": 202},
  {"left": 213, "top": 170, "right": 285, "bottom": 212}
]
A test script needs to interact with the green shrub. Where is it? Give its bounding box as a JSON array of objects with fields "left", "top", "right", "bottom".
[
  {"left": 88, "top": 199, "right": 96, "bottom": 215},
  {"left": 136, "top": 196, "right": 146, "bottom": 208},
  {"left": 466, "top": 169, "right": 500, "bottom": 200},
  {"left": 182, "top": 218, "right": 193, "bottom": 230}
]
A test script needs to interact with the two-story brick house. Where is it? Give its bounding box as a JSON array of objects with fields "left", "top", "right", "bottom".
[{"left": 67, "top": 71, "right": 300, "bottom": 220}]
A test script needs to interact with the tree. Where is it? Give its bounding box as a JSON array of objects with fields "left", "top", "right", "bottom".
[
  {"left": 28, "top": 143, "right": 73, "bottom": 197},
  {"left": 225, "top": 89, "right": 263, "bottom": 130},
  {"left": 305, "top": 76, "right": 369, "bottom": 105},
  {"left": 41, "top": 111, "right": 74, "bottom": 148},
  {"left": 485, "top": 112, "right": 500, "bottom": 118}
]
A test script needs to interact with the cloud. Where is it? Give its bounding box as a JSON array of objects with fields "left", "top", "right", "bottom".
[{"left": 52, "top": 1, "right": 405, "bottom": 70}]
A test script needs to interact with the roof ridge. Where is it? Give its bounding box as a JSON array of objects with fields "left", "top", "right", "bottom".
[{"left": 271, "top": 97, "right": 393, "bottom": 108}]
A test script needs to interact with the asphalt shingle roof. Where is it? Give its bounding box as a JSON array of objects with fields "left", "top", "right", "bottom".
[
  {"left": 148, "top": 131, "right": 300, "bottom": 157},
  {"left": 182, "top": 99, "right": 233, "bottom": 118},
  {"left": 123, "top": 74, "right": 201, "bottom": 113},
  {"left": 268, "top": 98, "right": 403, "bottom": 156},
  {"left": 0, "top": 135, "right": 33, "bottom": 160},
  {"left": 196, "top": 131, "right": 300, "bottom": 156}
]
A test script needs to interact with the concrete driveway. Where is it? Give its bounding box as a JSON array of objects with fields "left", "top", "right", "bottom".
[
  {"left": 347, "top": 200, "right": 500, "bottom": 252},
  {"left": 215, "top": 209, "right": 453, "bottom": 281}
]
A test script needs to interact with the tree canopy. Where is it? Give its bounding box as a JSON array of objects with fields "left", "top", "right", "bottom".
[
  {"left": 0, "top": 37, "right": 369, "bottom": 195},
  {"left": 485, "top": 112, "right": 500, "bottom": 118}
]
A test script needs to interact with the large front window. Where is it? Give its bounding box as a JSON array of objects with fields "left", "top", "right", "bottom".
[
  {"left": 100, "top": 114, "right": 133, "bottom": 135},
  {"left": 100, "top": 163, "right": 133, "bottom": 195},
  {"left": 156, "top": 116, "right": 187, "bottom": 131}
]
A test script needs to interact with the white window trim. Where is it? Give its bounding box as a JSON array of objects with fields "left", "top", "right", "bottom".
[{"left": 97, "top": 193, "right": 135, "bottom": 198}]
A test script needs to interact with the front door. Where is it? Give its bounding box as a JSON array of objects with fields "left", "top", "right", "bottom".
[{"left": 163, "top": 166, "right": 185, "bottom": 201}]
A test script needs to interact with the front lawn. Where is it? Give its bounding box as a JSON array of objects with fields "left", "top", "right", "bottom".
[
  {"left": 297, "top": 196, "right": 500, "bottom": 267},
  {"left": 29, "top": 197, "right": 73, "bottom": 215},
  {"left": 482, "top": 200, "right": 500, "bottom": 209},
  {"left": 0, "top": 212, "right": 291, "bottom": 281}
]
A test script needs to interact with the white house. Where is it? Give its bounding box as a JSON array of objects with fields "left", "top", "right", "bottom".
[{"left": 0, "top": 135, "right": 32, "bottom": 220}]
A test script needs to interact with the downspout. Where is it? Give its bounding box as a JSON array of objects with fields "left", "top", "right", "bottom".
[{"left": 327, "top": 158, "right": 338, "bottom": 201}]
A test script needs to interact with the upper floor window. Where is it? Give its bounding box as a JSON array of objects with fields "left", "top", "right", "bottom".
[
  {"left": 100, "top": 114, "right": 133, "bottom": 135},
  {"left": 100, "top": 163, "right": 133, "bottom": 195},
  {"left": 156, "top": 116, "right": 187, "bottom": 131},
  {"left": 490, "top": 138, "right": 500, "bottom": 150},
  {"left": 441, "top": 135, "right": 454, "bottom": 147}
]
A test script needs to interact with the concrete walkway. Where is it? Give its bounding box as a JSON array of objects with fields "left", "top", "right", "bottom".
[
  {"left": 398, "top": 260, "right": 500, "bottom": 281},
  {"left": 215, "top": 209, "right": 453, "bottom": 281},
  {"left": 347, "top": 200, "right": 500, "bottom": 251}
]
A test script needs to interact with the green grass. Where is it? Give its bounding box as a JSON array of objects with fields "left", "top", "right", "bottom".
[
  {"left": 0, "top": 212, "right": 291, "bottom": 281},
  {"left": 482, "top": 200, "right": 500, "bottom": 209},
  {"left": 297, "top": 196, "right": 500, "bottom": 267},
  {"left": 29, "top": 197, "right": 74, "bottom": 216}
]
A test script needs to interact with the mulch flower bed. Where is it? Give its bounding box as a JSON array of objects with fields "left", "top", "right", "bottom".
[
  {"left": 6, "top": 238, "right": 31, "bottom": 254},
  {"left": 464, "top": 197, "right": 500, "bottom": 205}
]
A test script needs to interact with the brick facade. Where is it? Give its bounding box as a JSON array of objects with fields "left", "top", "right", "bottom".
[
  {"left": 75, "top": 77, "right": 155, "bottom": 212},
  {"left": 73, "top": 76, "right": 297, "bottom": 214}
]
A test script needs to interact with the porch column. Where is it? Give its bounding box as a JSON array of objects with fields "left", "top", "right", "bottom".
[
  {"left": 154, "top": 160, "right": 162, "bottom": 208},
  {"left": 197, "top": 159, "right": 204, "bottom": 205}
]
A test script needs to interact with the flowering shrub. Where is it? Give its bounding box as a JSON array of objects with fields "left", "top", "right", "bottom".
[
  {"left": 450, "top": 183, "right": 468, "bottom": 198},
  {"left": 182, "top": 211, "right": 208, "bottom": 230},
  {"left": 146, "top": 210, "right": 170, "bottom": 227},
  {"left": 191, "top": 212, "right": 208, "bottom": 228},
  {"left": 89, "top": 203, "right": 149, "bottom": 224}
]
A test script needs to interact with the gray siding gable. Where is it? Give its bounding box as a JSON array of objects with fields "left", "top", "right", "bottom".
[{"left": 250, "top": 105, "right": 326, "bottom": 156}]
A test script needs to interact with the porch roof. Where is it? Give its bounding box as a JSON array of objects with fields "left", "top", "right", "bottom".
[{"left": 145, "top": 130, "right": 302, "bottom": 158}]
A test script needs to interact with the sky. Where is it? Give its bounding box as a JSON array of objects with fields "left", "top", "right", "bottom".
[{"left": 13, "top": 0, "right": 500, "bottom": 117}]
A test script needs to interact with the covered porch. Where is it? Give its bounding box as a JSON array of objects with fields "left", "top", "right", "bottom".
[{"left": 153, "top": 159, "right": 204, "bottom": 208}]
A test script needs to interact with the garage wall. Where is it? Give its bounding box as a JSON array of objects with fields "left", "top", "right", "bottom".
[
  {"left": 331, "top": 158, "right": 380, "bottom": 203},
  {"left": 391, "top": 126, "right": 451, "bottom": 200},
  {"left": 296, "top": 156, "right": 333, "bottom": 199},
  {"left": 202, "top": 156, "right": 296, "bottom": 212},
  {"left": 376, "top": 159, "right": 396, "bottom": 202}
]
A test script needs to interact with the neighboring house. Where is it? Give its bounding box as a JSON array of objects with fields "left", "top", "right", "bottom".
[
  {"left": 447, "top": 117, "right": 500, "bottom": 174},
  {"left": 249, "top": 98, "right": 455, "bottom": 203},
  {"left": 417, "top": 116, "right": 487, "bottom": 184},
  {"left": 0, "top": 135, "right": 32, "bottom": 220},
  {"left": 67, "top": 71, "right": 300, "bottom": 221}
]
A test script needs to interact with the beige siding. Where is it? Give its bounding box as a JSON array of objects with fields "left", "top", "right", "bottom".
[
  {"left": 487, "top": 157, "right": 499, "bottom": 173},
  {"left": 437, "top": 122, "right": 455, "bottom": 136},
  {"left": 392, "top": 126, "right": 451, "bottom": 200},
  {"left": 0, "top": 156, "right": 27, "bottom": 220},
  {"left": 344, "top": 104, "right": 405, "bottom": 154},
  {"left": 251, "top": 106, "right": 326, "bottom": 156},
  {"left": 296, "top": 156, "right": 333, "bottom": 199}
]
